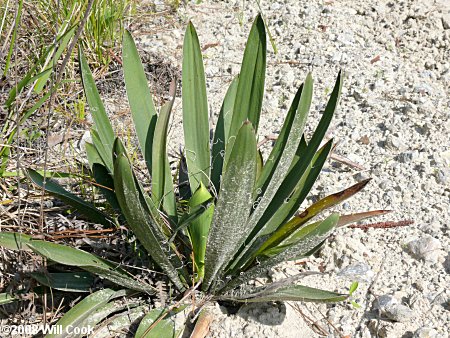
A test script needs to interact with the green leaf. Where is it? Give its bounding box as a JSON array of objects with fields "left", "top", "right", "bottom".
[
  {"left": 79, "top": 47, "right": 115, "bottom": 165},
  {"left": 152, "top": 95, "right": 177, "bottom": 221},
  {"left": 78, "top": 295, "right": 140, "bottom": 334},
  {"left": 85, "top": 142, "right": 103, "bottom": 169},
  {"left": 255, "top": 77, "right": 312, "bottom": 194},
  {"left": 123, "top": 30, "right": 157, "bottom": 173},
  {"left": 85, "top": 143, "right": 121, "bottom": 213},
  {"left": 113, "top": 139, "right": 186, "bottom": 291},
  {"left": 259, "top": 213, "right": 339, "bottom": 259},
  {"left": 203, "top": 122, "right": 257, "bottom": 291},
  {"left": 90, "top": 128, "right": 113, "bottom": 172},
  {"left": 256, "top": 179, "right": 371, "bottom": 254},
  {"left": 227, "top": 140, "right": 331, "bottom": 274},
  {"left": 0, "top": 232, "right": 32, "bottom": 251},
  {"left": 211, "top": 76, "right": 239, "bottom": 194},
  {"left": 0, "top": 293, "right": 16, "bottom": 305},
  {"left": 182, "top": 21, "right": 210, "bottom": 193},
  {"left": 221, "top": 214, "right": 339, "bottom": 293},
  {"left": 27, "top": 169, "right": 113, "bottom": 227},
  {"left": 90, "top": 304, "right": 149, "bottom": 337},
  {"left": 229, "top": 14, "right": 266, "bottom": 137},
  {"left": 256, "top": 150, "right": 264, "bottom": 181},
  {"left": 262, "top": 140, "right": 333, "bottom": 233},
  {"left": 27, "top": 241, "right": 154, "bottom": 293},
  {"left": 170, "top": 197, "right": 214, "bottom": 242},
  {"left": 34, "top": 25, "right": 76, "bottom": 93},
  {"left": 188, "top": 183, "right": 214, "bottom": 280},
  {"left": 92, "top": 163, "right": 121, "bottom": 213},
  {"left": 246, "top": 74, "right": 313, "bottom": 237},
  {"left": 255, "top": 70, "right": 343, "bottom": 231},
  {"left": 44, "top": 289, "right": 120, "bottom": 338},
  {"left": 349, "top": 281, "right": 359, "bottom": 295},
  {"left": 31, "top": 272, "right": 94, "bottom": 292},
  {"left": 135, "top": 308, "right": 179, "bottom": 338},
  {"left": 30, "top": 244, "right": 151, "bottom": 293},
  {"left": 225, "top": 284, "right": 348, "bottom": 303}
]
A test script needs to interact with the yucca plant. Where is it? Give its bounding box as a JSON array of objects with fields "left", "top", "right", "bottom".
[{"left": 0, "top": 15, "right": 388, "bottom": 336}]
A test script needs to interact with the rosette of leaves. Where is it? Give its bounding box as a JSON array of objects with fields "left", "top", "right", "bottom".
[{"left": 0, "top": 15, "right": 388, "bottom": 336}]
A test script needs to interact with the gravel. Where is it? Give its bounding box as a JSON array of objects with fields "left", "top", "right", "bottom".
[{"left": 122, "top": 0, "right": 450, "bottom": 336}]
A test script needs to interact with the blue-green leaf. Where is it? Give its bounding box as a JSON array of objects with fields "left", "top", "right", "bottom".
[
  {"left": 123, "top": 30, "right": 157, "bottom": 173},
  {"left": 203, "top": 122, "right": 257, "bottom": 291},
  {"left": 182, "top": 22, "right": 210, "bottom": 193}
]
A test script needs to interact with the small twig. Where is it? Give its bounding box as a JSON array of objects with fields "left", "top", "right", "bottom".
[
  {"left": 310, "top": 302, "right": 344, "bottom": 337},
  {"left": 54, "top": 0, "right": 94, "bottom": 87},
  {"left": 290, "top": 303, "right": 330, "bottom": 336},
  {"left": 370, "top": 55, "right": 381, "bottom": 64},
  {"left": 201, "top": 42, "right": 220, "bottom": 52},
  {"left": 329, "top": 153, "right": 366, "bottom": 170},
  {"left": 107, "top": 49, "right": 123, "bottom": 65},
  {"left": 349, "top": 220, "right": 413, "bottom": 231}
]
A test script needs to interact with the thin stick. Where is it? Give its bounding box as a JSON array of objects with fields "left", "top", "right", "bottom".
[
  {"left": 54, "top": 0, "right": 95, "bottom": 87},
  {"left": 349, "top": 220, "right": 413, "bottom": 231}
]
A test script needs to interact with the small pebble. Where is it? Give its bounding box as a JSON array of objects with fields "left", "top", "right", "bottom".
[{"left": 406, "top": 236, "right": 442, "bottom": 262}]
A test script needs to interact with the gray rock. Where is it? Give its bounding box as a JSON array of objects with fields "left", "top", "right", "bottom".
[
  {"left": 338, "top": 262, "right": 374, "bottom": 282},
  {"left": 413, "top": 327, "right": 438, "bottom": 338},
  {"left": 442, "top": 13, "right": 450, "bottom": 30},
  {"left": 384, "top": 304, "right": 416, "bottom": 322},
  {"left": 375, "top": 295, "right": 398, "bottom": 312},
  {"left": 374, "top": 295, "right": 415, "bottom": 322},
  {"left": 406, "top": 236, "right": 442, "bottom": 262},
  {"left": 434, "top": 169, "right": 448, "bottom": 184},
  {"left": 397, "top": 151, "right": 419, "bottom": 163},
  {"left": 414, "top": 83, "right": 433, "bottom": 95}
]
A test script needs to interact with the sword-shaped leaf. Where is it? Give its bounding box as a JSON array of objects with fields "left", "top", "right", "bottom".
[
  {"left": 27, "top": 241, "right": 154, "bottom": 293},
  {"left": 90, "top": 128, "right": 113, "bottom": 172},
  {"left": 85, "top": 143, "right": 121, "bottom": 213},
  {"left": 31, "top": 272, "right": 94, "bottom": 292},
  {"left": 211, "top": 76, "right": 239, "bottom": 194},
  {"left": 182, "top": 22, "right": 210, "bottom": 193},
  {"left": 152, "top": 85, "right": 177, "bottom": 221},
  {"left": 78, "top": 294, "right": 140, "bottom": 335},
  {"left": 135, "top": 308, "right": 180, "bottom": 338},
  {"left": 112, "top": 139, "right": 186, "bottom": 291},
  {"left": 227, "top": 140, "right": 332, "bottom": 274},
  {"left": 188, "top": 183, "right": 214, "bottom": 280},
  {"left": 0, "top": 232, "right": 32, "bottom": 251},
  {"left": 223, "top": 284, "right": 348, "bottom": 303},
  {"left": 249, "top": 72, "right": 341, "bottom": 238},
  {"left": 79, "top": 48, "right": 115, "bottom": 165},
  {"left": 203, "top": 122, "right": 257, "bottom": 291},
  {"left": 44, "top": 289, "right": 124, "bottom": 338},
  {"left": 123, "top": 30, "right": 158, "bottom": 174},
  {"left": 225, "top": 14, "right": 266, "bottom": 167},
  {"left": 229, "top": 14, "right": 266, "bottom": 136},
  {"left": 27, "top": 169, "right": 113, "bottom": 227},
  {"left": 255, "top": 75, "right": 312, "bottom": 195},
  {"left": 221, "top": 214, "right": 339, "bottom": 293},
  {"left": 256, "top": 179, "right": 372, "bottom": 254}
]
